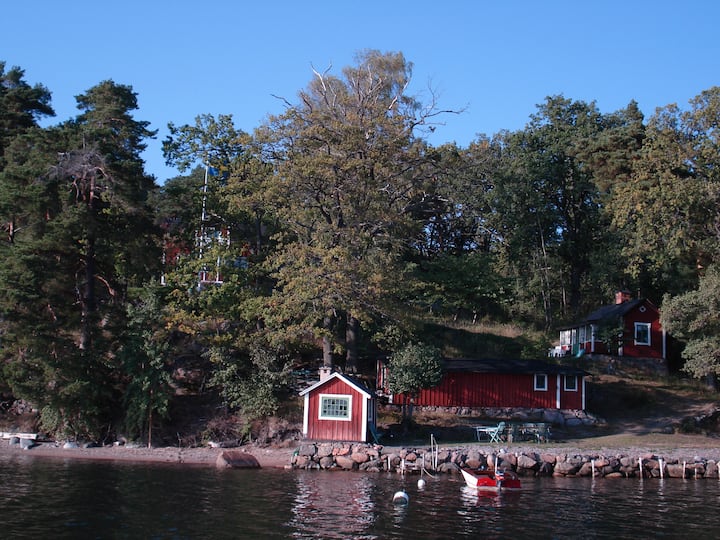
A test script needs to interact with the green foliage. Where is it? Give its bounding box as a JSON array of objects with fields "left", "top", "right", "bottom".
[
  {"left": 661, "top": 266, "right": 720, "bottom": 379},
  {"left": 118, "top": 286, "right": 174, "bottom": 444},
  {"left": 209, "top": 345, "right": 292, "bottom": 420},
  {"left": 387, "top": 342, "right": 443, "bottom": 396},
  {"left": 0, "top": 76, "right": 160, "bottom": 440},
  {"left": 5, "top": 56, "right": 720, "bottom": 437},
  {"left": 254, "top": 50, "right": 448, "bottom": 368},
  {"left": 414, "top": 251, "right": 510, "bottom": 321}
]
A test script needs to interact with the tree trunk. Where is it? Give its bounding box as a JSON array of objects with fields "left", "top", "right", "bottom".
[
  {"left": 322, "top": 315, "right": 334, "bottom": 368},
  {"left": 345, "top": 314, "right": 359, "bottom": 373}
]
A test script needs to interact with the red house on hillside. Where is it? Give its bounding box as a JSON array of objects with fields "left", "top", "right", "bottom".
[
  {"left": 299, "top": 369, "right": 377, "bottom": 443},
  {"left": 378, "top": 358, "right": 588, "bottom": 411},
  {"left": 556, "top": 290, "right": 666, "bottom": 360}
]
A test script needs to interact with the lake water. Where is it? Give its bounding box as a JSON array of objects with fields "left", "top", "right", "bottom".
[{"left": 2, "top": 453, "right": 720, "bottom": 539}]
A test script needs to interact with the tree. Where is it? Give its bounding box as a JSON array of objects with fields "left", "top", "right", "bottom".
[
  {"left": 660, "top": 266, "right": 720, "bottom": 386},
  {"left": 610, "top": 88, "right": 720, "bottom": 299},
  {"left": 0, "top": 62, "right": 54, "bottom": 165},
  {"left": 387, "top": 342, "right": 442, "bottom": 421},
  {"left": 489, "top": 97, "right": 640, "bottom": 327},
  {"left": 0, "top": 80, "right": 161, "bottom": 439},
  {"left": 118, "top": 286, "right": 173, "bottom": 446},
  {"left": 255, "top": 50, "right": 448, "bottom": 370}
]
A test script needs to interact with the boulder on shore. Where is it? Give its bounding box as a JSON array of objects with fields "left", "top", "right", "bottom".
[{"left": 216, "top": 450, "right": 261, "bottom": 469}]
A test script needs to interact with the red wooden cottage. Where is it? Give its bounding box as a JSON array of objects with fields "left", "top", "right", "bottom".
[
  {"left": 299, "top": 369, "right": 377, "bottom": 442},
  {"left": 556, "top": 290, "right": 666, "bottom": 360},
  {"left": 378, "top": 358, "right": 588, "bottom": 411}
]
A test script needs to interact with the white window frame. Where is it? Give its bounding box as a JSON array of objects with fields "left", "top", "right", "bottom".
[
  {"left": 318, "top": 394, "right": 352, "bottom": 421},
  {"left": 564, "top": 375, "right": 578, "bottom": 392},
  {"left": 534, "top": 373, "right": 548, "bottom": 391},
  {"left": 634, "top": 322, "right": 651, "bottom": 346}
]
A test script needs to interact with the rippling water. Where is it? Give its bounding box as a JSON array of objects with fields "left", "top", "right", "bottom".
[{"left": 2, "top": 453, "right": 720, "bottom": 539}]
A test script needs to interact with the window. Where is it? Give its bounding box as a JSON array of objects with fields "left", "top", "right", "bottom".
[
  {"left": 564, "top": 375, "right": 578, "bottom": 392},
  {"left": 634, "top": 322, "right": 651, "bottom": 346},
  {"left": 534, "top": 374, "right": 547, "bottom": 391},
  {"left": 319, "top": 394, "right": 352, "bottom": 421}
]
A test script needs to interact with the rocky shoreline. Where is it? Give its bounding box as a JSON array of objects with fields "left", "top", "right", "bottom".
[
  {"left": 291, "top": 441, "right": 720, "bottom": 479},
  {"left": 4, "top": 436, "right": 720, "bottom": 480}
]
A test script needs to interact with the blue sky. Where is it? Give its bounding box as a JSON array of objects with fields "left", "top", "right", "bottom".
[{"left": 4, "top": 1, "right": 719, "bottom": 182}]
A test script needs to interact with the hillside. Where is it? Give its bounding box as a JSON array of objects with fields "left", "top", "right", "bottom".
[{"left": 2, "top": 316, "right": 718, "bottom": 450}]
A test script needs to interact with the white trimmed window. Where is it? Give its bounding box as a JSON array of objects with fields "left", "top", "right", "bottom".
[
  {"left": 634, "top": 322, "right": 651, "bottom": 346},
  {"left": 564, "top": 375, "right": 578, "bottom": 392},
  {"left": 534, "top": 373, "right": 548, "bottom": 391},
  {"left": 319, "top": 394, "right": 352, "bottom": 421}
]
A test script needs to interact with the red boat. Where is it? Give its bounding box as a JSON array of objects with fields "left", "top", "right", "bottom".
[{"left": 460, "top": 468, "right": 521, "bottom": 492}]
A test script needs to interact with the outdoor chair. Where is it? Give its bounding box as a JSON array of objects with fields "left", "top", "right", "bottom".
[{"left": 475, "top": 421, "right": 506, "bottom": 443}]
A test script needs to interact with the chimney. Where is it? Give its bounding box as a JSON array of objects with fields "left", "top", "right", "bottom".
[
  {"left": 615, "top": 289, "right": 631, "bottom": 304},
  {"left": 319, "top": 366, "right": 333, "bottom": 382}
]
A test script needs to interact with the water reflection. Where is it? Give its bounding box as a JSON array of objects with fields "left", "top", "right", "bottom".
[
  {"left": 3, "top": 456, "right": 720, "bottom": 539},
  {"left": 289, "top": 471, "right": 377, "bottom": 539}
]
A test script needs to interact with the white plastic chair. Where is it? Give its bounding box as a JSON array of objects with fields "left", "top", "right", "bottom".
[{"left": 476, "top": 421, "right": 505, "bottom": 443}]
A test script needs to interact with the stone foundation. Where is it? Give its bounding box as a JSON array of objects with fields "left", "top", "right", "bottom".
[{"left": 291, "top": 442, "right": 719, "bottom": 480}]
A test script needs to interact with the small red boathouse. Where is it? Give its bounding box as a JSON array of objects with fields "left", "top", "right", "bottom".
[{"left": 299, "top": 369, "right": 377, "bottom": 443}]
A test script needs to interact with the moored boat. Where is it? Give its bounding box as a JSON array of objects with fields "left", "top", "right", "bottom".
[{"left": 460, "top": 467, "right": 521, "bottom": 492}]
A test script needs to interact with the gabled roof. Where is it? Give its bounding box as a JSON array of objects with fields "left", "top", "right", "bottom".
[
  {"left": 299, "top": 371, "right": 373, "bottom": 398},
  {"left": 581, "top": 298, "right": 648, "bottom": 323},
  {"left": 442, "top": 358, "right": 588, "bottom": 376}
]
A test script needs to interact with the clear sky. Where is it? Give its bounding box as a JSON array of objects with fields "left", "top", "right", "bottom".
[{"left": 3, "top": 1, "right": 719, "bottom": 183}]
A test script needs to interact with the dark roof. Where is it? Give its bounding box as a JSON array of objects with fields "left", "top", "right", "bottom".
[
  {"left": 582, "top": 298, "right": 646, "bottom": 323},
  {"left": 441, "top": 358, "right": 588, "bottom": 376},
  {"left": 559, "top": 298, "right": 659, "bottom": 330},
  {"left": 299, "top": 371, "right": 374, "bottom": 397}
]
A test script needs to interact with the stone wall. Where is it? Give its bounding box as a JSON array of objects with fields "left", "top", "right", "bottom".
[
  {"left": 291, "top": 442, "right": 720, "bottom": 480},
  {"left": 395, "top": 406, "right": 601, "bottom": 428}
]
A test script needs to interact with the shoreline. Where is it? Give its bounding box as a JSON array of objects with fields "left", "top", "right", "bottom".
[
  {"left": 0, "top": 440, "right": 294, "bottom": 468},
  {"left": 4, "top": 432, "right": 720, "bottom": 473}
]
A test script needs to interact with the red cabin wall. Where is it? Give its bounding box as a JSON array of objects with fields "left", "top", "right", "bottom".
[
  {"left": 622, "top": 304, "right": 664, "bottom": 359},
  {"left": 560, "top": 380, "right": 584, "bottom": 409},
  {"left": 306, "top": 377, "right": 366, "bottom": 442},
  {"left": 396, "top": 373, "right": 581, "bottom": 410}
]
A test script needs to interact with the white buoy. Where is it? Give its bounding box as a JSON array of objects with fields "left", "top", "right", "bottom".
[
  {"left": 393, "top": 490, "right": 409, "bottom": 505},
  {"left": 418, "top": 478, "right": 426, "bottom": 489}
]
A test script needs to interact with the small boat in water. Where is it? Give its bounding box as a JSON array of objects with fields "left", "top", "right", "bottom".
[{"left": 460, "top": 468, "right": 521, "bottom": 492}]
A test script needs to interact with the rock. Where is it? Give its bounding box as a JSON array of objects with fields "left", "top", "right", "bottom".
[
  {"left": 439, "top": 462, "right": 459, "bottom": 473},
  {"left": 297, "top": 443, "right": 316, "bottom": 456},
  {"left": 216, "top": 450, "right": 261, "bottom": 469},
  {"left": 665, "top": 464, "right": 686, "bottom": 478},
  {"left": 335, "top": 455, "right": 357, "bottom": 470},
  {"left": 20, "top": 438, "right": 35, "bottom": 450},
  {"left": 554, "top": 461, "right": 580, "bottom": 475},
  {"left": 578, "top": 462, "right": 594, "bottom": 476},
  {"left": 316, "top": 444, "right": 333, "bottom": 458},
  {"left": 517, "top": 454, "right": 538, "bottom": 470},
  {"left": 63, "top": 441, "right": 79, "bottom": 449}
]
